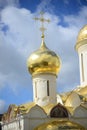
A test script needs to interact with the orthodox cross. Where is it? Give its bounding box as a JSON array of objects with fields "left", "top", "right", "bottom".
[{"left": 34, "top": 12, "right": 50, "bottom": 38}]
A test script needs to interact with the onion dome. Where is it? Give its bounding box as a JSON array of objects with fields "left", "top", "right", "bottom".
[
  {"left": 35, "top": 120, "right": 85, "bottom": 130},
  {"left": 75, "top": 25, "right": 87, "bottom": 50},
  {"left": 27, "top": 36, "right": 61, "bottom": 76}
]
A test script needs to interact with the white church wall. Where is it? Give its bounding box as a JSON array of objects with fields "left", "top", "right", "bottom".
[
  {"left": 23, "top": 117, "right": 30, "bottom": 130},
  {"left": 27, "top": 105, "right": 47, "bottom": 118},
  {"left": 29, "top": 118, "right": 45, "bottom": 130},
  {"left": 73, "top": 105, "right": 87, "bottom": 118},
  {"left": 33, "top": 74, "right": 57, "bottom": 106},
  {"left": 23, "top": 105, "right": 47, "bottom": 130},
  {"left": 78, "top": 44, "right": 87, "bottom": 86},
  {"left": 70, "top": 118, "right": 87, "bottom": 129},
  {"left": 71, "top": 104, "right": 87, "bottom": 128},
  {"left": 2, "top": 117, "right": 24, "bottom": 130}
]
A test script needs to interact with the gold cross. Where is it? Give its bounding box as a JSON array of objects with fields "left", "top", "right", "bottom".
[{"left": 34, "top": 12, "right": 50, "bottom": 38}]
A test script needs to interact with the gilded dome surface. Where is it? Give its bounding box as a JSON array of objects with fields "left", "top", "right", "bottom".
[
  {"left": 34, "top": 120, "right": 85, "bottom": 130},
  {"left": 76, "top": 25, "right": 87, "bottom": 50},
  {"left": 27, "top": 40, "right": 61, "bottom": 76}
]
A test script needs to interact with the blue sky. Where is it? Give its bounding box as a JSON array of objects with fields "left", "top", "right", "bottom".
[{"left": 0, "top": 0, "right": 87, "bottom": 113}]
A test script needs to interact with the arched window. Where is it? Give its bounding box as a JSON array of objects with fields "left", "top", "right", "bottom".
[
  {"left": 35, "top": 81, "right": 37, "bottom": 98},
  {"left": 50, "top": 103, "right": 68, "bottom": 118},
  {"left": 81, "top": 53, "right": 84, "bottom": 82},
  {"left": 47, "top": 80, "right": 49, "bottom": 96}
]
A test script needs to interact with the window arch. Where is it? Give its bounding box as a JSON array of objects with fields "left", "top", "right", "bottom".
[{"left": 50, "top": 103, "right": 68, "bottom": 118}]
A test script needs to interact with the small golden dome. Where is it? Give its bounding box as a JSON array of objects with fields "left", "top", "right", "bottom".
[
  {"left": 27, "top": 40, "right": 61, "bottom": 76},
  {"left": 75, "top": 25, "right": 87, "bottom": 50}
]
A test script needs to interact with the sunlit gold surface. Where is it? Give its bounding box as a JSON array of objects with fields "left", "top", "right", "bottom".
[
  {"left": 34, "top": 120, "right": 85, "bottom": 130},
  {"left": 18, "top": 102, "right": 35, "bottom": 113},
  {"left": 27, "top": 40, "right": 61, "bottom": 76},
  {"left": 42, "top": 103, "right": 55, "bottom": 115},
  {"left": 76, "top": 25, "right": 87, "bottom": 50}
]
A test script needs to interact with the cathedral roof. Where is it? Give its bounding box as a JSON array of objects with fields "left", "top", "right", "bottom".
[
  {"left": 2, "top": 102, "right": 70, "bottom": 123},
  {"left": 75, "top": 85, "right": 87, "bottom": 96},
  {"left": 65, "top": 92, "right": 81, "bottom": 108}
]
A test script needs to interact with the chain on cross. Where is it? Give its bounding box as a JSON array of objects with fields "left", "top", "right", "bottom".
[{"left": 34, "top": 12, "right": 50, "bottom": 38}]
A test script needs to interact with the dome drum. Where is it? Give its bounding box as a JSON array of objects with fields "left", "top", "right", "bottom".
[{"left": 76, "top": 39, "right": 87, "bottom": 51}]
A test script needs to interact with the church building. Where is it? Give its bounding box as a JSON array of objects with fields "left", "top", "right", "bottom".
[{"left": 1, "top": 13, "right": 87, "bottom": 130}]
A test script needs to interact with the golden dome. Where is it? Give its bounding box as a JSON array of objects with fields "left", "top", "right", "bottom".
[
  {"left": 75, "top": 25, "right": 87, "bottom": 50},
  {"left": 34, "top": 120, "right": 85, "bottom": 130},
  {"left": 27, "top": 39, "right": 61, "bottom": 76}
]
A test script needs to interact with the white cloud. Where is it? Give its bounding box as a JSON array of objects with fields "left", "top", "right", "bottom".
[
  {"left": 64, "top": 0, "right": 69, "bottom": 5},
  {"left": 64, "top": 6, "right": 87, "bottom": 27},
  {"left": 0, "top": 5, "right": 87, "bottom": 97},
  {"left": 0, "top": 0, "right": 19, "bottom": 9},
  {"left": 0, "top": 99, "right": 6, "bottom": 113},
  {"left": 36, "top": 0, "right": 54, "bottom": 13}
]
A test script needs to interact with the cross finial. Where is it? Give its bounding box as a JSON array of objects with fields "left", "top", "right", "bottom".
[{"left": 34, "top": 12, "right": 50, "bottom": 39}]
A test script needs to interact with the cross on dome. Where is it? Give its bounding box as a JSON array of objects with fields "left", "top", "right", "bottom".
[{"left": 34, "top": 12, "right": 50, "bottom": 39}]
